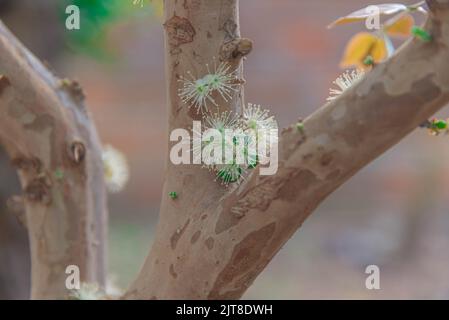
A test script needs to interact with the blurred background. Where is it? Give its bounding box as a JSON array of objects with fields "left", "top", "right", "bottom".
[{"left": 1, "top": 0, "right": 449, "bottom": 299}]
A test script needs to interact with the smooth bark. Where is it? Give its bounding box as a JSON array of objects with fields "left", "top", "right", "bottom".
[{"left": 125, "top": 0, "right": 449, "bottom": 299}]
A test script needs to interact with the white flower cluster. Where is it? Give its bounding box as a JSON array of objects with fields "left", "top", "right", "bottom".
[
  {"left": 69, "top": 283, "right": 105, "bottom": 300},
  {"left": 194, "top": 105, "right": 278, "bottom": 186}
]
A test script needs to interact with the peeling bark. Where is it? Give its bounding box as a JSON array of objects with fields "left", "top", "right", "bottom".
[
  {"left": 0, "top": 21, "right": 107, "bottom": 299},
  {"left": 125, "top": 0, "right": 449, "bottom": 299}
]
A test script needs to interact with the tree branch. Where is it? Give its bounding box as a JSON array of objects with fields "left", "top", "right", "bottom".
[
  {"left": 0, "top": 21, "right": 107, "bottom": 299},
  {"left": 125, "top": 0, "right": 449, "bottom": 300}
]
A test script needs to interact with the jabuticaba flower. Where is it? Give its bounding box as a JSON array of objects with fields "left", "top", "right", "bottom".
[
  {"left": 178, "top": 61, "right": 240, "bottom": 113},
  {"left": 340, "top": 32, "right": 387, "bottom": 69},
  {"left": 241, "top": 103, "right": 278, "bottom": 168},
  {"left": 215, "top": 163, "right": 246, "bottom": 186},
  {"left": 194, "top": 111, "right": 242, "bottom": 169},
  {"left": 102, "top": 145, "right": 130, "bottom": 193}
]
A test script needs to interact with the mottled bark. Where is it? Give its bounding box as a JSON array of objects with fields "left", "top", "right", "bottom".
[
  {"left": 0, "top": 21, "right": 107, "bottom": 299},
  {"left": 125, "top": 0, "right": 449, "bottom": 299}
]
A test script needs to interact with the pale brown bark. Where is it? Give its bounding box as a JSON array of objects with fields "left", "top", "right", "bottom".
[
  {"left": 125, "top": 0, "right": 449, "bottom": 299},
  {"left": 0, "top": 21, "right": 107, "bottom": 299}
]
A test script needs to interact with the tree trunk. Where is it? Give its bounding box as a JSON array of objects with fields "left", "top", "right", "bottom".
[{"left": 0, "top": 21, "right": 107, "bottom": 299}]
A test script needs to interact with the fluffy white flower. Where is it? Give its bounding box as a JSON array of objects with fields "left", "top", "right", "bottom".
[
  {"left": 215, "top": 163, "right": 246, "bottom": 186},
  {"left": 242, "top": 104, "right": 278, "bottom": 166},
  {"left": 178, "top": 61, "right": 240, "bottom": 113},
  {"left": 242, "top": 103, "right": 278, "bottom": 132},
  {"left": 178, "top": 75, "right": 215, "bottom": 113},
  {"left": 192, "top": 112, "right": 247, "bottom": 185},
  {"left": 102, "top": 145, "right": 130, "bottom": 193},
  {"left": 106, "top": 276, "right": 123, "bottom": 298},
  {"left": 204, "top": 62, "right": 239, "bottom": 102},
  {"left": 327, "top": 69, "right": 365, "bottom": 101}
]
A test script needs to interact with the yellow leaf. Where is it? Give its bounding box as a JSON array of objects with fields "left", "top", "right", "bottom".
[
  {"left": 328, "top": 3, "right": 407, "bottom": 28},
  {"left": 385, "top": 14, "right": 414, "bottom": 37},
  {"left": 340, "top": 32, "right": 387, "bottom": 69}
]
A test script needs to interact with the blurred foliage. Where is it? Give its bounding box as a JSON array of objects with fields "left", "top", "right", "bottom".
[{"left": 58, "top": 0, "right": 163, "bottom": 60}]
